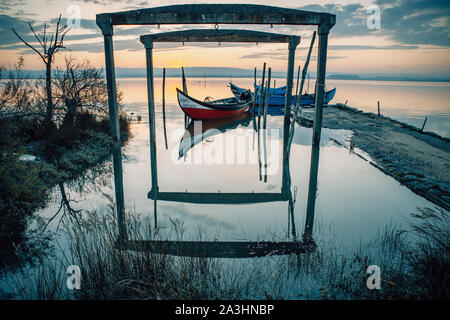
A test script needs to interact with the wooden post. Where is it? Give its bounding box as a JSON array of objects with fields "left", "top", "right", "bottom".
[
  {"left": 258, "top": 62, "right": 266, "bottom": 117},
  {"left": 182, "top": 67, "right": 188, "bottom": 127},
  {"left": 263, "top": 68, "right": 271, "bottom": 129},
  {"left": 283, "top": 36, "right": 299, "bottom": 126},
  {"left": 162, "top": 67, "right": 168, "bottom": 149},
  {"left": 304, "top": 24, "right": 330, "bottom": 240},
  {"left": 101, "top": 25, "right": 126, "bottom": 243},
  {"left": 420, "top": 116, "right": 428, "bottom": 132},
  {"left": 307, "top": 72, "right": 310, "bottom": 94},
  {"left": 257, "top": 109, "right": 262, "bottom": 181},
  {"left": 253, "top": 67, "right": 257, "bottom": 114},
  {"left": 285, "top": 31, "right": 316, "bottom": 160},
  {"left": 182, "top": 66, "right": 188, "bottom": 94},
  {"left": 102, "top": 31, "right": 120, "bottom": 143},
  {"left": 263, "top": 68, "right": 271, "bottom": 183},
  {"left": 145, "top": 42, "right": 159, "bottom": 228},
  {"left": 377, "top": 101, "right": 380, "bottom": 117},
  {"left": 282, "top": 143, "right": 296, "bottom": 240},
  {"left": 295, "top": 65, "right": 301, "bottom": 97},
  {"left": 112, "top": 145, "right": 126, "bottom": 244},
  {"left": 263, "top": 112, "right": 268, "bottom": 183}
]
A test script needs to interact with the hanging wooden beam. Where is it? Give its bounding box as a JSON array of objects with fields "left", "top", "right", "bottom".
[
  {"left": 140, "top": 29, "right": 300, "bottom": 44},
  {"left": 97, "top": 4, "right": 336, "bottom": 27}
]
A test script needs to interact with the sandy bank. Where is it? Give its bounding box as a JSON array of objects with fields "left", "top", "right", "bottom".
[{"left": 299, "top": 104, "right": 450, "bottom": 211}]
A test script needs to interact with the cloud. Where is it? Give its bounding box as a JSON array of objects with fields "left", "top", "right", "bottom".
[
  {"left": 2, "top": 0, "right": 449, "bottom": 60},
  {"left": 299, "top": 1, "right": 450, "bottom": 47},
  {"left": 375, "top": 0, "right": 450, "bottom": 46},
  {"left": 0, "top": 14, "right": 40, "bottom": 47},
  {"left": 329, "top": 44, "right": 419, "bottom": 50},
  {"left": 299, "top": 3, "right": 369, "bottom": 38},
  {"left": 0, "top": 0, "right": 27, "bottom": 12}
]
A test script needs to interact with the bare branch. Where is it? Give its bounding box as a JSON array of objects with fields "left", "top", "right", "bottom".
[
  {"left": 28, "top": 22, "right": 44, "bottom": 49},
  {"left": 11, "top": 28, "right": 45, "bottom": 62}
]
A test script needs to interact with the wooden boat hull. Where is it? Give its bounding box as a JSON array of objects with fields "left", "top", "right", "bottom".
[
  {"left": 177, "top": 88, "right": 252, "bottom": 120},
  {"left": 230, "top": 83, "right": 336, "bottom": 107}
]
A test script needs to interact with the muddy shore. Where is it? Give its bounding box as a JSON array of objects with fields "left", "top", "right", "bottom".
[{"left": 299, "top": 104, "right": 450, "bottom": 211}]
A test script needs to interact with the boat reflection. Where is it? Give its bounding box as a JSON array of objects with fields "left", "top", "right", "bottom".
[{"left": 179, "top": 113, "right": 252, "bottom": 159}]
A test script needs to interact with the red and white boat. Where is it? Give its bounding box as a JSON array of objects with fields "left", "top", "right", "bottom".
[{"left": 177, "top": 88, "right": 253, "bottom": 120}]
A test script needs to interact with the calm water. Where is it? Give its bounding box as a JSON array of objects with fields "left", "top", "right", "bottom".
[
  {"left": 35, "top": 77, "right": 438, "bottom": 246},
  {"left": 120, "top": 77, "right": 450, "bottom": 137},
  {"left": 1, "top": 77, "right": 443, "bottom": 297}
]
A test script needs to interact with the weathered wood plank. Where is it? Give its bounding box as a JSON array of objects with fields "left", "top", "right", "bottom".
[
  {"left": 121, "top": 239, "right": 315, "bottom": 257},
  {"left": 97, "top": 4, "right": 336, "bottom": 29},
  {"left": 147, "top": 191, "right": 288, "bottom": 204},
  {"left": 140, "top": 29, "right": 300, "bottom": 45}
]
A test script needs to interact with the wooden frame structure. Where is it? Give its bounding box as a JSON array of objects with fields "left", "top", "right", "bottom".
[
  {"left": 140, "top": 28, "right": 299, "bottom": 223},
  {"left": 96, "top": 4, "right": 336, "bottom": 245}
]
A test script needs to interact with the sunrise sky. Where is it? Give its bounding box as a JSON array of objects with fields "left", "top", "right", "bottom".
[{"left": 0, "top": 0, "right": 449, "bottom": 78}]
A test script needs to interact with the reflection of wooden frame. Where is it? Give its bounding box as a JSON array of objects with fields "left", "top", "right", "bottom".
[
  {"left": 119, "top": 239, "right": 316, "bottom": 258},
  {"left": 136, "top": 123, "right": 302, "bottom": 258},
  {"left": 98, "top": 4, "right": 336, "bottom": 255},
  {"left": 148, "top": 192, "right": 288, "bottom": 204}
]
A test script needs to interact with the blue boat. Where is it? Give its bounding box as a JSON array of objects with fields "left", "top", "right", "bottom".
[{"left": 230, "top": 83, "right": 336, "bottom": 107}]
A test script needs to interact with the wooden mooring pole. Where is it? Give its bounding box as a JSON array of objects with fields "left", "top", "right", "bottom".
[
  {"left": 295, "top": 65, "right": 301, "bottom": 97},
  {"left": 162, "top": 67, "right": 168, "bottom": 149},
  {"left": 420, "top": 116, "right": 428, "bottom": 132},
  {"left": 258, "top": 62, "right": 266, "bottom": 117},
  {"left": 263, "top": 68, "right": 271, "bottom": 129},
  {"left": 182, "top": 67, "right": 188, "bottom": 128},
  {"left": 377, "top": 101, "right": 381, "bottom": 117},
  {"left": 253, "top": 67, "right": 257, "bottom": 114}
]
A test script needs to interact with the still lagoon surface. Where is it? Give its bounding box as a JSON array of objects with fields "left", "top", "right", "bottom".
[
  {"left": 35, "top": 78, "right": 445, "bottom": 246},
  {"left": 1, "top": 77, "right": 448, "bottom": 297}
]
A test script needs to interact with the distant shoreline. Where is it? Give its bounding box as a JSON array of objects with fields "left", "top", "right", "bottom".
[
  {"left": 2, "top": 67, "right": 449, "bottom": 83},
  {"left": 2, "top": 75, "right": 450, "bottom": 83}
]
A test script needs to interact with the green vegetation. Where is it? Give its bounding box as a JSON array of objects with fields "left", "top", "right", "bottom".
[{"left": 0, "top": 54, "right": 130, "bottom": 271}]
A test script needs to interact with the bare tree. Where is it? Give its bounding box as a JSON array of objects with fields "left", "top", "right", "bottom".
[
  {"left": 0, "top": 56, "right": 37, "bottom": 118},
  {"left": 53, "top": 57, "right": 114, "bottom": 126},
  {"left": 12, "top": 15, "right": 69, "bottom": 126}
]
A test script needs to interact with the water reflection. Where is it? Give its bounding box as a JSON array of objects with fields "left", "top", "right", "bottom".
[
  {"left": 112, "top": 112, "right": 319, "bottom": 258},
  {"left": 179, "top": 113, "right": 252, "bottom": 159}
]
